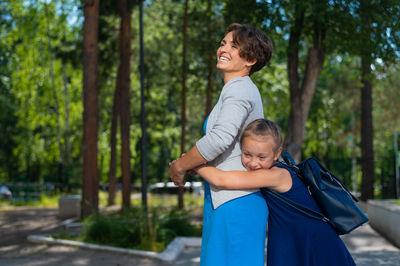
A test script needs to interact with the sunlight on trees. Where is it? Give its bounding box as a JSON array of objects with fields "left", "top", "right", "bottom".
[{"left": 0, "top": 1, "right": 399, "bottom": 211}]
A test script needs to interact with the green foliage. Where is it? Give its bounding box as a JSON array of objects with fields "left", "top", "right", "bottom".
[
  {"left": 0, "top": 0, "right": 399, "bottom": 199},
  {"left": 82, "top": 207, "right": 201, "bottom": 252},
  {"left": 0, "top": 2, "right": 20, "bottom": 180},
  {"left": 84, "top": 212, "right": 142, "bottom": 249},
  {"left": 1, "top": 0, "right": 83, "bottom": 185},
  {"left": 158, "top": 209, "right": 201, "bottom": 240}
]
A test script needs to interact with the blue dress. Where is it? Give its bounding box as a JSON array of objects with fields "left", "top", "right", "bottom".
[
  {"left": 200, "top": 118, "right": 269, "bottom": 266},
  {"left": 261, "top": 164, "right": 356, "bottom": 266}
]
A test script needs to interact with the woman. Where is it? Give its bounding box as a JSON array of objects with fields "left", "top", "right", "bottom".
[{"left": 169, "top": 23, "right": 273, "bottom": 266}]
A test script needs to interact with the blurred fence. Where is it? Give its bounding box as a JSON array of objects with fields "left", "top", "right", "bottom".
[{"left": 2, "top": 182, "right": 80, "bottom": 202}]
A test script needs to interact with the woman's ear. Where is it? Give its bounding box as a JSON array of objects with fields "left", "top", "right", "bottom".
[
  {"left": 245, "top": 59, "right": 257, "bottom": 67},
  {"left": 274, "top": 147, "right": 283, "bottom": 161}
]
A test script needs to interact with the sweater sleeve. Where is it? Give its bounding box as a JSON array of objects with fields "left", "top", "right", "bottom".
[{"left": 196, "top": 80, "right": 255, "bottom": 161}]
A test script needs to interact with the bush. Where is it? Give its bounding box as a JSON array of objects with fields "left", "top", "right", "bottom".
[
  {"left": 157, "top": 209, "right": 201, "bottom": 244},
  {"left": 82, "top": 207, "right": 201, "bottom": 252}
]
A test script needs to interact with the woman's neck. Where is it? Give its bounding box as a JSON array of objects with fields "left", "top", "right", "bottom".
[
  {"left": 224, "top": 75, "right": 249, "bottom": 84},
  {"left": 222, "top": 71, "right": 250, "bottom": 84}
]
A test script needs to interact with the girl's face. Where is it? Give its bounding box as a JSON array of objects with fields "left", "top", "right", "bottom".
[
  {"left": 216, "top": 31, "right": 254, "bottom": 77},
  {"left": 241, "top": 135, "right": 281, "bottom": 171}
]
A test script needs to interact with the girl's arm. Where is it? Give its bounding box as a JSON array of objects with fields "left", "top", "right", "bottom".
[{"left": 196, "top": 165, "right": 292, "bottom": 192}]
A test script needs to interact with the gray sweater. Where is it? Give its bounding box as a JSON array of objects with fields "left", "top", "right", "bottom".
[{"left": 196, "top": 76, "right": 264, "bottom": 209}]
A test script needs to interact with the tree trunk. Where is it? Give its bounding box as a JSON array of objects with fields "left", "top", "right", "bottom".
[
  {"left": 118, "top": 0, "right": 132, "bottom": 210},
  {"left": 283, "top": 4, "right": 325, "bottom": 162},
  {"left": 359, "top": 0, "right": 375, "bottom": 201},
  {"left": 139, "top": 0, "right": 148, "bottom": 213},
  {"left": 204, "top": 51, "right": 214, "bottom": 120},
  {"left": 204, "top": 0, "right": 214, "bottom": 120},
  {"left": 178, "top": 0, "right": 189, "bottom": 210},
  {"left": 360, "top": 57, "right": 375, "bottom": 200},
  {"left": 82, "top": 0, "right": 100, "bottom": 219},
  {"left": 61, "top": 2, "right": 71, "bottom": 192},
  {"left": 108, "top": 88, "right": 119, "bottom": 206}
]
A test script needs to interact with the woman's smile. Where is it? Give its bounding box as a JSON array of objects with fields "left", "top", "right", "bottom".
[{"left": 218, "top": 55, "right": 230, "bottom": 63}]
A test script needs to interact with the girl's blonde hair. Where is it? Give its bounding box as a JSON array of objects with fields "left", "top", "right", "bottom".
[{"left": 241, "top": 119, "right": 282, "bottom": 152}]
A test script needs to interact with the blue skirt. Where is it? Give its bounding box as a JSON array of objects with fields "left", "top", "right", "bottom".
[{"left": 200, "top": 181, "right": 269, "bottom": 266}]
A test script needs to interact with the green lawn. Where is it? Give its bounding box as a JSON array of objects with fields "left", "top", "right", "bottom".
[{"left": 0, "top": 190, "right": 204, "bottom": 210}]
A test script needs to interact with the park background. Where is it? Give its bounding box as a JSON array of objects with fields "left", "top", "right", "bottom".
[{"left": 1, "top": 0, "right": 400, "bottom": 241}]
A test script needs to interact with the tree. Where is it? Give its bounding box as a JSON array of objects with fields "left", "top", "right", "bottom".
[
  {"left": 118, "top": 0, "right": 133, "bottom": 210},
  {"left": 178, "top": 0, "right": 189, "bottom": 209},
  {"left": 139, "top": 0, "right": 148, "bottom": 212},
  {"left": 82, "top": 0, "right": 100, "bottom": 218},
  {"left": 355, "top": 0, "right": 400, "bottom": 200},
  {"left": 281, "top": 1, "right": 327, "bottom": 162},
  {"left": 359, "top": 0, "right": 374, "bottom": 200},
  {"left": 108, "top": 85, "right": 119, "bottom": 206},
  {"left": 203, "top": 0, "right": 219, "bottom": 120}
]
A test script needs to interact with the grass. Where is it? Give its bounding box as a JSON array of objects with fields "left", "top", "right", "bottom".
[
  {"left": 0, "top": 193, "right": 62, "bottom": 210},
  {"left": 0, "top": 190, "right": 204, "bottom": 210}
]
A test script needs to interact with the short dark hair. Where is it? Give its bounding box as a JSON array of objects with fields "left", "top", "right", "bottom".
[
  {"left": 241, "top": 119, "right": 282, "bottom": 152},
  {"left": 225, "top": 23, "right": 273, "bottom": 75}
]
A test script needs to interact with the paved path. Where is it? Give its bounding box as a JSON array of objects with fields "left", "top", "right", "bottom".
[
  {"left": 341, "top": 224, "right": 400, "bottom": 266},
  {"left": 1, "top": 207, "right": 399, "bottom": 265}
]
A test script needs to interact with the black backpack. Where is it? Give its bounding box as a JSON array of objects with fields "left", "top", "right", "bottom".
[{"left": 262, "top": 151, "right": 369, "bottom": 235}]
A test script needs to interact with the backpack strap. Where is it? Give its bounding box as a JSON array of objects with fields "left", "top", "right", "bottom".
[
  {"left": 279, "top": 151, "right": 302, "bottom": 178},
  {"left": 264, "top": 151, "right": 333, "bottom": 226},
  {"left": 262, "top": 189, "right": 332, "bottom": 225}
]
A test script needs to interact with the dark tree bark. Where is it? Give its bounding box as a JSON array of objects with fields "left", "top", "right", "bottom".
[
  {"left": 360, "top": 0, "right": 375, "bottom": 201},
  {"left": 139, "top": 0, "right": 148, "bottom": 212},
  {"left": 204, "top": 51, "right": 214, "bottom": 119},
  {"left": 108, "top": 88, "right": 119, "bottom": 206},
  {"left": 178, "top": 0, "right": 189, "bottom": 210},
  {"left": 204, "top": 0, "right": 214, "bottom": 120},
  {"left": 61, "top": 2, "right": 72, "bottom": 192},
  {"left": 283, "top": 3, "right": 326, "bottom": 162},
  {"left": 82, "top": 0, "right": 100, "bottom": 219},
  {"left": 118, "top": 0, "right": 132, "bottom": 210},
  {"left": 360, "top": 57, "right": 374, "bottom": 201}
]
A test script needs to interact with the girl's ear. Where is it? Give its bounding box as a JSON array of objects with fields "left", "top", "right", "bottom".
[{"left": 274, "top": 147, "right": 283, "bottom": 161}]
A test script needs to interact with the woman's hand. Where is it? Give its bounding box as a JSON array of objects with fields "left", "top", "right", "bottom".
[
  {"left": 169, "top": 159, "right": 186, "bottom": 186},
  {"left": 168, "top": 146, "right": 207, "bottom": 186}
]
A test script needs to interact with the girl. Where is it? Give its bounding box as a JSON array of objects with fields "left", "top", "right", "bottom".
[{"left": 195, "top": 119, "right": 356, "bottom": 266}]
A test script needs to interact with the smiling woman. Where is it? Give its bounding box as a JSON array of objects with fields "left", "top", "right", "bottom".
[
  {"left": 169, "top": 23, "right": 274, "bottom": 266},
  {"left": 216, "top": 32, "right": 253, "bottom": 83},
  {"left": 216, "top": 23, "right": 273, "bottom": 83}
]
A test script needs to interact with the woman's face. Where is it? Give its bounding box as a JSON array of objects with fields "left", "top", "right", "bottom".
[
  {"left": 216, "top": 32, "right": 254, "bottom": 78},
  {"left": 241, "top": 135, "right": 281, "bottom": 171}
]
